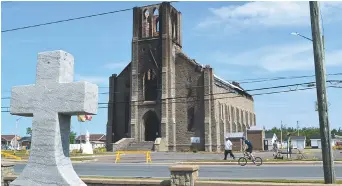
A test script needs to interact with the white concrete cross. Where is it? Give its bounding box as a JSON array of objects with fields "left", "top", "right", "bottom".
[{"left": 10, "top": 50, "right": 98, "bottom": 186}]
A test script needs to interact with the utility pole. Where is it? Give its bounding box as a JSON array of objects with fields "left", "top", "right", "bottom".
[
  {"left": 280, "top": 121, "right": 283, "bottom": 149},
  {"left": 297, "top": 121, "right": 299, "bottom": 136},
  {"left": 309, "top": 1, "right": 336, "bottom": 184}
]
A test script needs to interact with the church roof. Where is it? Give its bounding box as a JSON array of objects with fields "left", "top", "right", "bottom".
[
  {"left": 214, "top": 74, "right": 243, "bottom": 91},
  {"left": 176, "top": 50, "right": 252, "bottom": 99}
]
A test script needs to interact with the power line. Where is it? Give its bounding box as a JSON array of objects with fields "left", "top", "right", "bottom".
[
  {"left": 2, "top": 86, "right": 340, "bottom": 112},
  {"left": 101, "top": 85, "right": 342, "bottom": 105},
  {"left": 235, "top": 72, "right": 342, "bottom": 84},
  {"left": 2, "top": 79, "right": 341, "bottom": 101},
  {"left": 0, "top": 86, "right": 316, "bottom": 112},
  {"left": 1, "top": 7, "right": 133, "bottom": 33},
  {"left": 1, "top": 1, "right": 179, "bottom": 33},
  {"left": 96, "top": 79, "right": 341, "bottom": 95}
]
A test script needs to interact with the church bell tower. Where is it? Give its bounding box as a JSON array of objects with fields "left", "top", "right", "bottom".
[{"left": 130, "top": 2, "right": 182, "bottom": 151}]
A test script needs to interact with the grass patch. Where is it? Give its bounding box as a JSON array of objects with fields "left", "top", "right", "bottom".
[
  {"left": 74, "top": 176, "right": 342, "bottom": 184},
  {"left": 70, "top": 157, "right": 95, "bottom": 161},
  {"left": 201, "top": 179, "right": 342, "bottom": 184}
]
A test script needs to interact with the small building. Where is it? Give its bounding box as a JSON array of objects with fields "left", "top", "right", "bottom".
[
  {"left": 75, "top": 134, "right": 106, "bottom": 148},
  {"left": 264, "top": 133, "right": 278, "bottom": 151},
  {"left": 247, "top": 126, "right": 265, "bottom": 151},
  {"left": 19, "top": 136, "right": 32, "bottom": 149},
  {"left": 225, "top": 132, "right": 245, "bottom": 151},
  {"left": 284, "top": 136, "right": 306, "bottom": 149},
  {"left": 311, "top": 134, "right": 342, "bottom": 149},
  {"left": 310, "top": 135, "right": 321, "bottom": 149},
  {"left": 1, "top": 135, "right": 21, "bottom": 149}
]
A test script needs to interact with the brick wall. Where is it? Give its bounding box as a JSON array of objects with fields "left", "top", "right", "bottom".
[
  {"left": 230, "top": 138, "right": 243, "bottom": 151},
  {"left": 247, "top": 130, "right": 264, "bottom": 151}
]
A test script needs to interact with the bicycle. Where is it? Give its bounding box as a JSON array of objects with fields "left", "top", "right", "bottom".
[{"left": 238, "top": 151, "right": 263, "bottom": 166}]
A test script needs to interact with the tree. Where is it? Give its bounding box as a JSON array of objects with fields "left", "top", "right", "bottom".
[
  {"left": 70, "top": 131, "right": 77, "bottom": 144},
  {"left": 26, "top": 127, "right": 32, "bottom": 136}
]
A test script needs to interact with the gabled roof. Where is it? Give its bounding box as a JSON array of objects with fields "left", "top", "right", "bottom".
[
  {"left": 284, "top": 136, "right": 306, "bottom": 141},
  {"left": 265, "top": 133, "right": 276, "bottom": 139},
  {"left": 225, "top": 132, "right": 245, "bottom": 138},
  {"left": 76, "top": 134, "right": 106, "bottom": 141},
  {"left": 311, "top": 134, "right": 342, "bottom": 140},
  {"left": 1, "top": 135, "right": 18, "bottom": 141},
  {"left": 291, "top": 136, "right": 306, "bottom": 140},
  {"left": 248, "top": 126, "right": 263, "bottom": 131},
  {"left": 19, "top": 136, "right": 31, "bottom": 142}
]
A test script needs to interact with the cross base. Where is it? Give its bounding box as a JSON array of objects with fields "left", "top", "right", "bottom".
[{"left": 10, "top": 162, "right": 86, "bottom": 186}]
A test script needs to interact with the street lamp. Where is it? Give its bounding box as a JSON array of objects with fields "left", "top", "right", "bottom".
[
  {"left": 291, "top": 32, "right": 313, "bottom": 41},
  {"left": 15, "top": 117, "right": 24, "bottom": 151},
  {"left": 291, "top": 31, "right": 327, "bottom": 109}
]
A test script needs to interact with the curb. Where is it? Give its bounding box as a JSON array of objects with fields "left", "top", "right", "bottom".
[
  {"left": 2, "top": 158, "right": 99, "bottom": 163},
  {"left": 177, "top": 161, "right": 342, "bottom": 165}
]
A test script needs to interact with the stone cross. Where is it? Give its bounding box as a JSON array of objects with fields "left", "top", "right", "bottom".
[{"left": 10, "top": 50, "right": 98, "bottom": 186}]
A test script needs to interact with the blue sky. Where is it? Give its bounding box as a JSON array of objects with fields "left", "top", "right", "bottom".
[{"left": 1, "top": 1, "right": 342, "bottom": 137}]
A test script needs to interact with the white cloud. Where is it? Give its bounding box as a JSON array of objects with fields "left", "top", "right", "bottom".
[
  {"left": 197, "top": 1, "right": 342, "bottom": 32},
  {"left": 212, "top": 43, "right": 342, "bottom": 72},
  {"left": 74, "top": 74, "right": 108, "bottom": 85},
  {"left": 103, "top": 62, "right": 127, "bottom": 70}
]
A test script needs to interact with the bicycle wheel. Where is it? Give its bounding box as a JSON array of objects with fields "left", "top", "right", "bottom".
[
  {"left": 254, "top": 157, "right": 263, "bottom": 166},
  {"left": 238, "top": 157, "right": 247, "bottom": 166}
]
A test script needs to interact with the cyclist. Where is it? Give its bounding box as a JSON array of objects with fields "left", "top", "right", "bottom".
[{"left": 242, "top": 137, "right": 255, "bottom": 162}]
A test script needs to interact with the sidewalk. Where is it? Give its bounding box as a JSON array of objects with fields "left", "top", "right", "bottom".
[{"left": 178, "top": 160, "right": 342, "bottom": 165}]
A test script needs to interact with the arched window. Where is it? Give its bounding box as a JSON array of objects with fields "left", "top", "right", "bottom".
[
  {"left": 143, "top": 9, "right": 150, "bottom": 38},
  {"left": 143, "top": 69, "right": 158, "bottom": 101},
  {"left": 153, "top": 8, "right": 159, "bottom": 35},
  {"left": 187, "top": 107, "right": 195, "bottom": 132}
]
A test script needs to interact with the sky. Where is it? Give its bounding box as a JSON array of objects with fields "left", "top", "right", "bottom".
[{"left": 1, "top": 1, "right": 342, "bottom": 137}]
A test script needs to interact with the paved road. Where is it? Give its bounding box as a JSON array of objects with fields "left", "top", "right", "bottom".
[
  {"left": 94, "top": 150, "right": 342, "bottom": 163},
  {"left": 13, "top": 163, "right": 342, "bottom": 180}
]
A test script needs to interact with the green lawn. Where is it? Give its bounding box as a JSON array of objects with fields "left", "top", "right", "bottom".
[{"left": 201, "top": 179, "right": 342, "bottom": 184}]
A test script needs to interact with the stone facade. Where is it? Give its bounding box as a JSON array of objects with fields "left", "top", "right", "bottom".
[
  {"left": 106, "top": 2, "right": 256, "bottom": 152},
  {"left": 2, "top": 163, "right": 14, "bottom": 186},
  {"left": 169, "top": 165, "right": 199, "bottom": 186}
]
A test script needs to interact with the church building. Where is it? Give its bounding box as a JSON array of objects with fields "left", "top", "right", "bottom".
[{"left": 106, "top": 2, "right": 256, "bottom": 152}]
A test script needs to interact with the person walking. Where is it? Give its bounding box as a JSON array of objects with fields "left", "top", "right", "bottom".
[{"left": 223, "top": 137, "right": 235, "bottom": 160}]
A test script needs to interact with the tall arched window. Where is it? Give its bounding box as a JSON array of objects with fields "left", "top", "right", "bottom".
[
  {"left": 153, "top": 8, "right": 159, "bottom": 35},
  {"left": 187, "top": 107, "right": 195, "bottom": 132},
  {"left": 143, "top": 69, "right": 158, "bottom": 101},
  {"left": 143, "top": 9, "right": 150, "bottom": 38}
]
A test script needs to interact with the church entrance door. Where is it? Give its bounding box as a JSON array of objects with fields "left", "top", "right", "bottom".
[{"left": 143, "top": 110, "right": 160, "bottom": 141}]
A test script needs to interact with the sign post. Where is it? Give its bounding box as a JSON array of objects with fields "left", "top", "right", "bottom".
[{"left": 190, "top": 137, "right": 200, "bottom": 152}]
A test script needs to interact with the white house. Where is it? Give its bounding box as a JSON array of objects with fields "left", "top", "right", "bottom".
[
  {"left": 1, "top": 135, "right": 21, "bottom": 149},
  {"left": 284, "top": 136, "right": 306, "bottom": 149},
  {"left": 311, "top": 134, "right": 342, "bottom": 149},
  {"left": 70, "top": 134, "right": 106, "bottom": 151},
  {"left": 264, "top": 133, "right": 278, "bottom": 151}
]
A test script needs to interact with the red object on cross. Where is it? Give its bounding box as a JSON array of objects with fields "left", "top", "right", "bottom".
[{"left": 85, "top": 115, "right": 92, "bottom": 121}]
